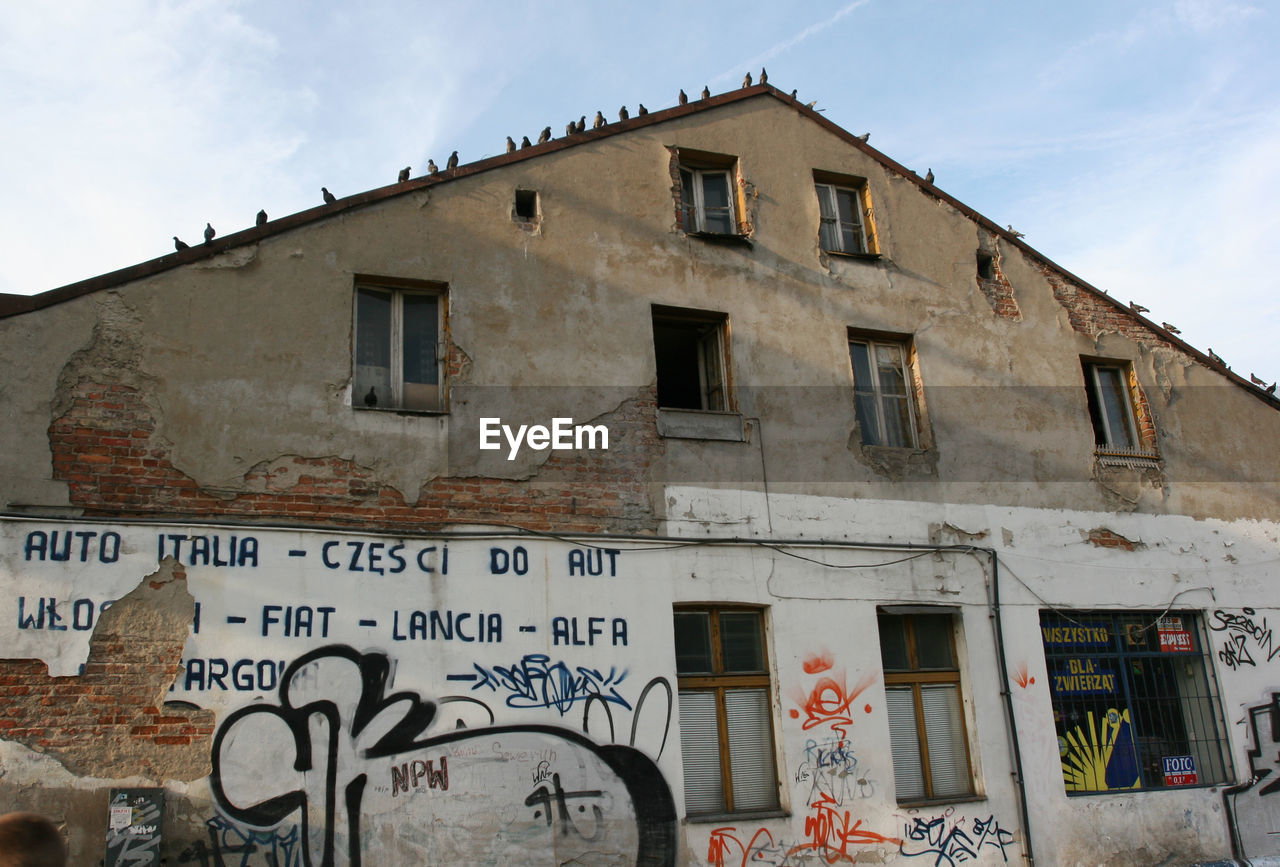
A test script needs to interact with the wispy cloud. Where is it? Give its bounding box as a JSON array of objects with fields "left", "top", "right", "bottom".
[{"left": 718, "top": 0, "right": 874, "bottom": 85}]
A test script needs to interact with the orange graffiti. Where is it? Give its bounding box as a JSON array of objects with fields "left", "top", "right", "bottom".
[
  {"left": 787, "top": 792, "right": 903, "bottom": 860},
  {"left": 790, "top": 671, "right": 876, "bottom": 739},
  {"left": 803, "top": 650, "right": 834, "bottom": 674},
  {"left": 707, "top": 826, "right": 776, "bottom": 867},
  {"left": 1013, "top": 662, "right": 1036, "bottom": 689}
]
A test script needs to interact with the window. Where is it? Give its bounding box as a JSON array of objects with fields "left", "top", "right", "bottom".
[
  {"left": 354, "top": 281, "right": 444, "bottom": 412},
  {"left": 652, "top": 306, "right": 729, "bottom": 411},
  {"left": 674, "top": 607, "right": 779, "bottom": 816},
  {"left": 514, "top": 189, "right": 539, "bottom": 221},
  {"left": 849, "top": 335, "right": 919, "bottom": 447},
  {"left": 878, "top": 610, "right": 975, "bottom": 803},
  {"left": 1040, "top": 611, "right": 1230, "bottom": 794},
  {"left": 814, "top": 170, "right": 877, "bottom": 255},
  {"left": 673, "top": 149, "right": 740, "bottom": 236},
  {"left": 1082, "top": 360, "right": 1155, "bottom": 456},
  {"left": 815, "top": 183, "right": 870, "bottom": 254}
]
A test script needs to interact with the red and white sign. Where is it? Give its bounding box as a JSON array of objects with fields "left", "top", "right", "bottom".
[{"left": 1158, "top": 617, "right": 1194, "bottom": 652}]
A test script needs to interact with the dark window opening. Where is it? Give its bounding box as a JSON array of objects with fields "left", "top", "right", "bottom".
[
  {"left": 977, "top": 251, "right": 996, "bottom": 280},
  {"left": 514, "top": 189, "right": 539, "bottom": 221},
  {"left": 653, "top": 308, "right": 728, "bottom": 411}
]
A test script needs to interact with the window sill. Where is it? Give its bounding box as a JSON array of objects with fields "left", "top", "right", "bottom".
[
  {"left": 896, "top": 794, "right": 983, "bottom": 809},
  {"left": 1094, "top": 448, "right": 1160, "bottom": 468},
  {"left": 684, "top": 808, "right": 788, "bottom": 825},
  {"left": 354, "top": 405, "right": 447, "bottom": 417},
  {"left": 656, "top": 408, "right": 746, "bottom": 441},
  {"left": 823, "top": 249, "right": 881, "bottom": 261},
  {"left": 685, "top": 231, "right": 752, "bottom": 248}
]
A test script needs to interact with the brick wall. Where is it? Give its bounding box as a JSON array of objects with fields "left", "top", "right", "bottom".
[{"left": 48, "top": 383, "right": 660, "bottom": 534}]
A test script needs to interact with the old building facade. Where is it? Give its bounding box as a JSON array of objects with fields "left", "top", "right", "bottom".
[{"left": 2, "top": 84, "right": 1278, "bottom": 865}]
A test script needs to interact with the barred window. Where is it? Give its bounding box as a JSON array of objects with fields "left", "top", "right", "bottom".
[{"left": 1040, "top": 610, "right": 1231, "bottom": 794}]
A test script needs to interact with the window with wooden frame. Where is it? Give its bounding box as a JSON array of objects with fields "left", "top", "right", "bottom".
[
  {"left": 849, "top": 333, "right": 921, "bottom": 448},
  {"left": 878, "top": 609, "right": 974, "bottom": 803},
  {"left": 674, "top": 606, "right": 779, "bottom": 817},
  {"left": 673, "top": 149, "right": 743, "bottom": 237},
  {"left": 814, "top": 170, "right": 878, "bottom": 256},
  {"left": 1082, "top": 359, "right": 1157, "bottom": 459},
  {"left": 353, "top": 279, "right": 445, "bottom": 412},
  {"left": 653, "top": 306, "right": 731, "bottom": 412}
]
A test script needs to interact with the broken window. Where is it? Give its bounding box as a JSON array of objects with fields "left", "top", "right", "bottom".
[
  {"left": 652, "top": 306, "right": 730, "bottom": 411},
  {"left": 849, "top": 334, "right": 919, "bottom": 447},
  {"left": 674, "top": 149, "right": 741, "bottom": 236},
  {"left": 1040, "top": 610, "right": 1231, "bottom": 794},
  {"left": 354, "top": 281, "right": 444, "bottom": 412},
  {"left": 814, "top": 171, "right": 877, "bottom": 255},
  {"left": 1082, "top": 360, "right": 1154, "bottom": 456},
  {"left": 879, "top": 609, "right": 975, "bottom": 803},
  {"left": 675, "top": 606, "right": 780, "bottom": 816}
]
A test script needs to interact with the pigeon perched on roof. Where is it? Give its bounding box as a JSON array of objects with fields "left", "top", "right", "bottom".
[
  {"left": 790, "top": 89, "right": 798, "bottom": 98},
  {"left": 638, "top": 104, "right": 648, "bottom": 115},
  {"left": 1208, "top": 348, "right": 1225, "bottom": 366},
  {"left": 566, "top": 121, "right": 576, "bottom": 136},
  {"left": 856, "top": 132, "right": 870, "bottom": 142},
  {"left": 743, "top": 72, "right": 753, "bottom": 87},
  {"left": 1162, "top": 322, "right": 1181, "bottom": 334},
  {"left": 538, "top": 127, "right": 551, "bottom": 144},
  {"left": 1129, "top": 301, "right": 1149, "bottom": 313},
  {"left": 805, "top": 100, "right": 817, "bottom": 108},
  {"left": 593, "top": 111, "right": 605, "bottom": 129},
  {"left": 256, "top": 209, "right": 267, "bottom": 226},
  {"left": 619, "top": 105, "right": 629, "bottom": 121},
  {"left": 702, "top": 85, "right": 710, "bottom": 99},
  {"left": 1269, "top": 383, "right": 1278, "bottom": 395},
  {"left": 399, "top": 166, "right": 411, "bottom": 182},
  {"left": 428, "top": 159, "right": 439, "bottom": 173},
  {"left": 174, "top": 236, "right": 189, "bottom": 251},
  {"left": 1006, "top": 224, "right": 1025, "bottom": 238},
  {"left": 322, "top": 187, "right": 336, "bottom": 204},
  {"left": 364, "top": 386, "right": 377, "bottom": 407},
  {"left": 204, "top": 222, "right": 216, "bottom": 244},
  {"left": 679, "top": 89, "right": 688, "bottom": 105},
  {"left": 576, "top": 116, "right": 586, "bottom": 133},
  {"left": 924, "top": 169, "right": 934, "bottom": 184},
  {"left": 760, "top": 68, "right": 768, "bottom": 85},
  {"left": 1251, "top": 373, "right": 1269, "bottom": 386},
  {"left": 447, "top": 151, "right": 459, "bottom": 170},
  {"left": 507, "top": 136, "right": 517, "bottom": 153},
  {"left": 521, "top": 136, "right": 531, "bottom": 149}
]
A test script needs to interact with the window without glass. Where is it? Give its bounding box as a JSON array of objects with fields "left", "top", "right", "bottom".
[
  {"left": 675, "top": 606, "right": 779, "bottom": 817},
  {"left": 653, "top": 306, "right": 729, "bottom": 411},
  {"left": 849, "top": 336, "right": 918, "bottom": 447},
  {"left": 354, "top": 283, "right": 443, "bottom": 412},
  {"left": 1040, "top": 610, "right": 1230, "bottom": 794},
  {"left": 879, "top": 610, "right": 975, "bottom": 804},
  {"left": 1082, "top": 361, "right": 1143, "bottom": 452},
  {"left": 815, "top": 182, "right": 871, "bottom": 254}
]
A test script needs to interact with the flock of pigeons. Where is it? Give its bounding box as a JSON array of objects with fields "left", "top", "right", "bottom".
[{"left": 167, "top": 74, "right": 1277, "bottom": 398}]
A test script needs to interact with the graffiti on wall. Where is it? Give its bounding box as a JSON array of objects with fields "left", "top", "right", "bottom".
[
  {"left": 210, "top": 645, "right": 676, "bottom": 867},
  {"left": 899, "top": 807, "right": 1016, "bottom": 865},
  {"left": 1211, "top": 609, "right": 1280, "bottom": 671},
  {"left": 176, "top": 814, "right": 302, "bottom": 867},
  {"left": 1222, "top": 693, "right": 1280, "bottom": 859}
]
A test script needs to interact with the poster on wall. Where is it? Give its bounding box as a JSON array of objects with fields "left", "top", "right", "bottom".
[{"left": 105, "top": 788, "right": 164, "bottom": 867}]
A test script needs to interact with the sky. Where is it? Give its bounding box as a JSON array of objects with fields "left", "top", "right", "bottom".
[{"left": 1, "top": 0, "right": 1277, "bottom": 383}]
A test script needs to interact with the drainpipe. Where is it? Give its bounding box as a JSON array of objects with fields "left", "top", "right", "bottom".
[{"left": 987, "top": 549, "right": 1037, "bottom": 867}]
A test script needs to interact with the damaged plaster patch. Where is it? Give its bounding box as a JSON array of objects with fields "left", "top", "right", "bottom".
[
  {"left": 1084, "top": 527, "right": 1146, "bottom": 551},
  {"left": 0, "top": 558, "right": 213, "bottom": 782},
  {"left": 51, "top": 293, "right": 158, "bottom": 419},
  {"left": 848, "top": 432, "right": 939, "bottom": 481},
  {"left": 930, "top": 522, "right": 990, "bottom": 546},
  {"left": 192, "top": 245, "right": 259, "bottom": 270}
]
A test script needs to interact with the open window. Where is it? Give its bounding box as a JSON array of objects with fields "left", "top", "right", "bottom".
[
  {"left": 849, "top": 332, "right": 922, "bottom": 448},
  {"left": 674, "top": 606, "right": 780, "bottom": 817},
  {"left": 1082, "top": 359, "right": 1157, "bottom": 459},
  {"left": 879, "top": 609, "right": 975, "bottom": 803},
  {"left": 652, "top": 306, "right": 730, "bottom": 412},
  {"left": 673, "top": 149, "right": 743, "bottom": 237},
  {"left": 814, "top": 170, "right": 878, "bottom": 256},
  {"left": 353, "top": 279, "right": 445, "bottom": 412}
]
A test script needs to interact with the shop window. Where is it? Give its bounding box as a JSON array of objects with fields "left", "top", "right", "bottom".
[
  {"left": 878, "top": 610, "right": 975, "bottom": 803},
  {"left": 849, "top": 333, "right": 920, "bottom": 448},
  {"left": 674, "top": 606, "right": 780, "bottom": 817},
  {"left": 354, "top": 280, "right": 444, "bottom": 412},
  {"left": 1040, "top": 610, "right": 1231, "bottom": 794},
  {"left": 653, "top": 306, "right": 730, "bottom": 411}
]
